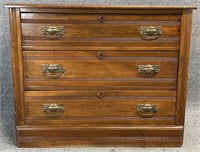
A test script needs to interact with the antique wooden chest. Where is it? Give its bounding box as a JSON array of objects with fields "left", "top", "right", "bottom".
[{"left": 4, "top": 4, "right": 196, "bottom": 147}]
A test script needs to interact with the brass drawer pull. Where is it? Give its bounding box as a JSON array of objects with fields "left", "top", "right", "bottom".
[
  {"left": 96, "top": 91, "right": 105, "bottom": 99},
  {"left": 41, "top": 26, "right": 64, "bottom": 39},
  {"left": 139, "top": 26, "right": 162, "bottom": 40},
  {"left": 42, "top": 103, "right": 64, "bottom": 117},
  {"left": 41, "top": 64, "right": 64, "bottom": 78},
  {"left": 137, "top": 104, "right": 157, "bottom": 117},
  {"left": 98, "top": 15, "right": 104, "bottom": 23},
  {"left": 138, "top": 65, "right": 160, "bottom": 76},
  {"left": 96, "top": 51, "right": 105, "bottom": 60}
]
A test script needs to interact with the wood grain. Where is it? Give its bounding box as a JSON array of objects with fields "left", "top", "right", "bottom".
[
  {"left": 24, "top": 90, "right": 176, "bottom": 125},
  {"left": 24, "top": 81, "right": 177, "bottom": 91},
  {"left": 9, "top": 8, "right": 25, "bottom": 126},
  {"left": 16, "top": 126, "right": 184, "bottom": 147},
  {"left": 25, "top": 90, "right": 176, "bottom": 97},
  {"left": 21, "top": 13, "right": 181, "bottom": 23},
  {"left": 23, "top": 50, "right": 179, "bottom": 58},
  {"left": 176, "top": 10, "right": 193, "bottom": 125},
  {"left": 23, "top": 54, "right": 178, "bottom": 79},
  {"left": 25, "top": 117, "right": 175, "bottom": 126},
  {"left": 22, "top": 42, "right": 180, "bottom": 51},
  {"left": 25, "top": 98, "right": 175, "bottom": 117},
  {"left": 6, "top": 4, "right": 195, "bottom": 147},
  {"left": 22, "top": 23, "right": 180, "bottom": 38},
  {"left": 17, "top": 125, "right": 183, "bottom": 137},
  {"left": 4, "top": 4, "right": 196, "bottom": 9},
  {"left": 23, "top": 53, "right": 178, "bottom": 90},
  {"left": 22, "top": 45, "right": 180, "bottom": 51},
  {"left": 19, "top": 8, "right": 183, "bottom": 15}
]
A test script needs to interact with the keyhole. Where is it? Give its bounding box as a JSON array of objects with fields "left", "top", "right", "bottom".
[
  {"left": 96, "top": 91, "right": 105, "bottom": 99},
  {"left": 97, "top": 51, "right": 105, "bottom": 60},
  {"left": 98, "top": 15, "right": 104, "bottom": 23}
]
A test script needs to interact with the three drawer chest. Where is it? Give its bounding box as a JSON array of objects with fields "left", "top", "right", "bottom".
[{"left": 5, "top": 4, "right": 196, "bottom": 147}]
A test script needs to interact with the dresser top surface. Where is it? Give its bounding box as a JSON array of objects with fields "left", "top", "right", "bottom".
[{"left": 4, "top": 4, "right": 197, "bottom": 10}]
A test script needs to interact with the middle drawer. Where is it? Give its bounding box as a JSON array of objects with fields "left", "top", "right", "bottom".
[{"left": 23, "top": 50, "right": 178, "bottom": 90}]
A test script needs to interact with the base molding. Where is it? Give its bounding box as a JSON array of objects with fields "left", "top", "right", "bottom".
[{"left": 16, "top": 125, "right": 184, "bottom": 147}]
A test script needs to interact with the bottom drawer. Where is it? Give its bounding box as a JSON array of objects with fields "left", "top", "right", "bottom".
[{"left": 24, "top": 90, "right": 176, "bottom": 125}]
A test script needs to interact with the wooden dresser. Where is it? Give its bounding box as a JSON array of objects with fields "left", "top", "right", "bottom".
[{"left": 5, "top": 4, "right": 196, "bottom": 147}]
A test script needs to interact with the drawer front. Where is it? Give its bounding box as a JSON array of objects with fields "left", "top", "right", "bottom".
[
  {"left": 22, "top": 24, "right": 180, "bottom": 39},
  {"left": 21, "top": 13, "right": 181, "bottom": 50},
  {"left": 23, "top": 50, "right": 178, "bottom": 90},
  {"left": 24, "top": 60, "right": 177, "bottom": 78},
  {"left": 24, "top": 90, "right": 176, "bottom": 125},
  {"left": 21, "top": 13, "right": 181, "bottom": 23}
]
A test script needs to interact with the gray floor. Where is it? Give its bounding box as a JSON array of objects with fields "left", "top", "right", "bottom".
[{"left": 0, "top": 0, "right": 200, "bottom": 151}]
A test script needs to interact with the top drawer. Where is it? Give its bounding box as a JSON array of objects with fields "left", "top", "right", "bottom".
[{"left": 21, "top": 13, "right": 181, "bottom": 51}]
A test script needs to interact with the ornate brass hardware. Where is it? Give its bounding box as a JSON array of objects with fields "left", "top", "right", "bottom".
[
  {"left": 41, "top": 64, "right": 64, "bottom": 78},
  {"left": 96, "top": 91, "right": 105, "bottom": 99},
  {"left": 98, "top": 15, "right": 104, "bottom": 23},
  {"left": 136, "top": 104, "right": 157, "bottom": 117},
  {"left": 41, "top": 26, "right": 64, "bottom": 39},
  {"left": 96, "top": 51, "right": 105, "bottom": 60},
  {"left": 42, "top": 103, "right": 64, "bottom": 117},
  {"left": 138, "top": 65, "right": 160, "bottom": 76},
  {"left": 139, "top": 26, "right": 162, "bottom": 40}
]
